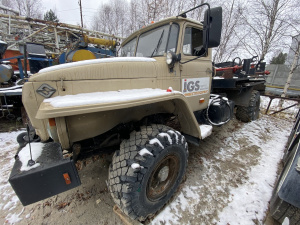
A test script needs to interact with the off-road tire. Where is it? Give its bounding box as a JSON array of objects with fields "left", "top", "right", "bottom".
[
  {"left": 270, "top": 152, "right": 300, "bottom": 224},
  {"left": 108, "top": 124, "right": 188, "bottom": 221},
  {"left": 236, "top": 90, "right": 260, "bottom": 122}
]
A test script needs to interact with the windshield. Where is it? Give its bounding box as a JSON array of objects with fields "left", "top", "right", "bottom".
[
  {"left": 121, "top": 23, "right": 179, "bottom": 57},
  {"left": 120, "top": 38, "right": 136, "bottom": 57}
]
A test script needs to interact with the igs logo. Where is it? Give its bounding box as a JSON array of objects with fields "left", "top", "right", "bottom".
[{"left": 182, "top": 77, "right": 210, "bottom": 97}]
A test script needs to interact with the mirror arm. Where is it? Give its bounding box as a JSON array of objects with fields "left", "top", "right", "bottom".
[{"left": 177, "top": 3, "right": 210, "bottom": 18}]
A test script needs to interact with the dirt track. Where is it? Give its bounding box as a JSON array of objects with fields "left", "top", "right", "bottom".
[{"left": 0, "top": 114, "right": 293, "bottom": 224}]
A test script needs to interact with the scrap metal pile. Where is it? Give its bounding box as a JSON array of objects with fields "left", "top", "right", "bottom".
[{"left": 0, "top": 13, "right": 122, "bottom": 55}]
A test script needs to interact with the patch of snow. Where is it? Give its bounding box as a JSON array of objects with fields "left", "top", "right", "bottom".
[
  {"left": 0, "top": 85, "right": 23, "bottom": 92},
  {"left": 152, "top": 186, "right": 200, "bottom": 224},
  {"left": 18, "top": 143, "right": 45, "bottom": 171},
  {"left": 213, "top": 77, "right": 224, "bottom": 79},
  {"left": 131, "top": 163, "right": 141, "bottom": 169},
  {"left": 0, "top": 88, "right": 23, "bottom": 94},
  {"left": 44, "top": 88, "right": 180, "bottom": 108},
  {"left": 39, "top": 57, "right": 156, "bottom": 73},
  {"left": 282, "top": 217, "right": 289, "bottom": 225},
  {"left": 260, "top": 96, "right": 299, "bottom": 116},
  {"left": 0, "top": 131, "right": 23, "bottom": 212},
  {"left": 1, "top": 64, "right": 12, "bottom": 70},
  {"left": 3, "top": 196, "right": 19, "bottom": 211},
  {"left": 167, "top": 130, "right": 179, "bottom": 144},
  {"left": 200, "top": 125, "right": 213, "bottom": 139},
  {"left": 149, "top": 138, "right": 164, "bottom": 149},
  {"left": 158, "top": 133, "right": 172, "bottom": 144},
  {"left": 5, "top": 208, "right": 24, "bottom": 224},
  {"left": 139, "top": 148, "right": 153, "bottom": 156},
  {"left": 181, "top": 135, "right": 185, "bottom": 144}
]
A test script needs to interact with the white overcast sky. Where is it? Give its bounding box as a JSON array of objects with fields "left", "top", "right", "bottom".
[{"left": 41, "top": 0, "right": 108, "bottom": 27}]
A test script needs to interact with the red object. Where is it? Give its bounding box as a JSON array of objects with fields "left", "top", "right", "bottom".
[
  {"left": 3, "top": 49, "right": 30, "bottom": 71},
  {"left": 167, "top": 88, "right": 172, "bottom": 92},
  {"left": 63, "top": 173, "right": 71, "bottom": 185},
  {"left": 49, "top": 118, "right": 56, "bottom": 127},
  {"left": 215, "top": 65, "right": 242, "bottom": 72}
]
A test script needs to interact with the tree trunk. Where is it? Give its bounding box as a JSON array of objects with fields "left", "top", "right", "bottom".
[{"left": 278, "top": 40, "right": 300, "bottom": 107}]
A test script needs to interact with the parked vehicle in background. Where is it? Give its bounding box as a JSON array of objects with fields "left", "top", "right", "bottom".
[{"left": 270, "top": 110, "right": 300, "bottom": 225}]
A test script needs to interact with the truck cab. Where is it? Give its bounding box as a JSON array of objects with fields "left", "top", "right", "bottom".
[{"left": 121, "top": 16, "right": 213, "bottom": 112}]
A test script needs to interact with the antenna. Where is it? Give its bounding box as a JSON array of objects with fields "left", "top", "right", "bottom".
[
  {"left": 79, "top": 0, "right": 84, "bottom": 29},
  {"left": 27, "top": 124, "right": 35, "bottom": 166}
]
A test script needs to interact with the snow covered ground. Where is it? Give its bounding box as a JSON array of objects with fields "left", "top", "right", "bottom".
[
  {"left": 152, "top": 115, "right": 291, "bottom": 224},
  {"left": 0, "top": 98, "right": 298, "bottom": 224}
]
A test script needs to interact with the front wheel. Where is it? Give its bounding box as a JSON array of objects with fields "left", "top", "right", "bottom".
[
  {"left": 108, "top": 124, "right": 188, "bottom": 221},
  {"left": 236, "top": 90, "right": 260, "bottom": 122}
]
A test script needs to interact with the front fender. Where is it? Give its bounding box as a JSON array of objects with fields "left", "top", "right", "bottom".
[{"left": 36, "top": 89, "right": 202, "bottom": 146}]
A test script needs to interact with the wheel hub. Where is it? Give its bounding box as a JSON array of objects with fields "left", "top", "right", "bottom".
[{"left": 146, "top": 154, "right": 180, "bottom": 202}]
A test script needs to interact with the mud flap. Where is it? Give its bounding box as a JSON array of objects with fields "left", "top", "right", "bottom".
[{"left": 9, "top": 142, "right": 81, "bottom": 206}]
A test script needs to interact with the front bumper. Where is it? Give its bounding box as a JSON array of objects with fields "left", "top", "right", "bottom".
[{"left": 9, "top": 142, "right": 81, "bottom": 206}]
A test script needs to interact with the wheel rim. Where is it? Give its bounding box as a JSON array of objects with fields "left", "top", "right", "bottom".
[{"left": 146, "top": 153, "right": 180, "bottom": 202}]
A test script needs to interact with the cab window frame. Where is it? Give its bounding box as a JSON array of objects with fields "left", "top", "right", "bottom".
[
  {"left": 121, "top": 22, "right": 180, "bottom": 58},
  {"left": 182, "top": 26, "right": 207, "bottom": 57}
]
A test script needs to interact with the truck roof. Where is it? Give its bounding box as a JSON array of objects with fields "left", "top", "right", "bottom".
[{"left": 122, "top": 16, "right": 203, "bottom": 46}]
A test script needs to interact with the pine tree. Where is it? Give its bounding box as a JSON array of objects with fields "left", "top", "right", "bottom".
[
  {"left": 44, "top": 9, "right": 59, "bottom": 22},
  {"left": 270, "top": 52, "right": 287, "bottom": 64}
]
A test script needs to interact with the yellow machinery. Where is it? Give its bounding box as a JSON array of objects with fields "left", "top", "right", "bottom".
[{"left": 63, "top": 34, "right": 118, "bottom": 63}]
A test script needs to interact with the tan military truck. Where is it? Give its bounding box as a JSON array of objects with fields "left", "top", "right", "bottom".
[{"left": 9, "top": 4, "right": 262, "bottom": 221}]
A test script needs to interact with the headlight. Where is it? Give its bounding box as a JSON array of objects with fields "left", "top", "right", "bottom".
[{"left": 166, "top": 52, "right": 174, "bottom": 65}]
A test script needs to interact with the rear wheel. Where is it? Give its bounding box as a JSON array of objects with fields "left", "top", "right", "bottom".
[
  {"left": 236, "top": 90, "right": 260, "bottom": 122},
  {"left": 108, "top": 124, "right": 188, "bottom": 221}
]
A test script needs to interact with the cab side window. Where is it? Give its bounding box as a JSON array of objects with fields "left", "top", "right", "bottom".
[{"left": 183, "top": 27, "right": 205, "bottom": 56}]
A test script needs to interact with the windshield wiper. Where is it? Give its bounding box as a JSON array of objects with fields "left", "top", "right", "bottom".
[{"left": 151, "top": 30, "right": 165, "bottom": 57}]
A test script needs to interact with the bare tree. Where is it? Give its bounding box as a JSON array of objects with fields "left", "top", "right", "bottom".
[
  {"left": 280, "top": 16, "right": 300, "bottom": 98},
  {"left": 240, "top": 0, "right": 292, "bottom": 61},
  {"left": 1, "top": 0, "right": 13, "bottom": 9},
  {"left": 281, "top": 36, "right": 300, "bottom": 98},
  {"left": 213, "top": 0, "right": 246, "bottom": 63},
  {"left": 10, "top": 0, "right": 43, "bottom": 18},
  {"left": 92, "top": 0, "right": 129, "bottom": 37}
]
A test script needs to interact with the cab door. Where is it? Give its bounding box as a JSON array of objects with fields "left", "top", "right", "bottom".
[{"left": 180, "top": 23, "right": 212, "bottom": 112}]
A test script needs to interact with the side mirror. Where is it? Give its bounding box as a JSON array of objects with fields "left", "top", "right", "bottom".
[{"left": 203, "top": 7, "right": 222, "bottom": 48}]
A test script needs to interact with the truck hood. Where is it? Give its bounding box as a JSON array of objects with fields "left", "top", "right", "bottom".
[{"left": 29, "top": 57, "right": 157, "bottom": 82}]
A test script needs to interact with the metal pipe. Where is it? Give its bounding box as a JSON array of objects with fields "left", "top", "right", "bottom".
[
  {"left": 0, "top": 13, "right": 124, "bottom": 40},
  {"left": 8, "top": 26, "right": 48, "bottom": 49}
]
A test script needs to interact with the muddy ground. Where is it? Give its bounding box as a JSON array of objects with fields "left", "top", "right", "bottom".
[{"left": 0, "top": 113, "right": 294, "bottom": 225}]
